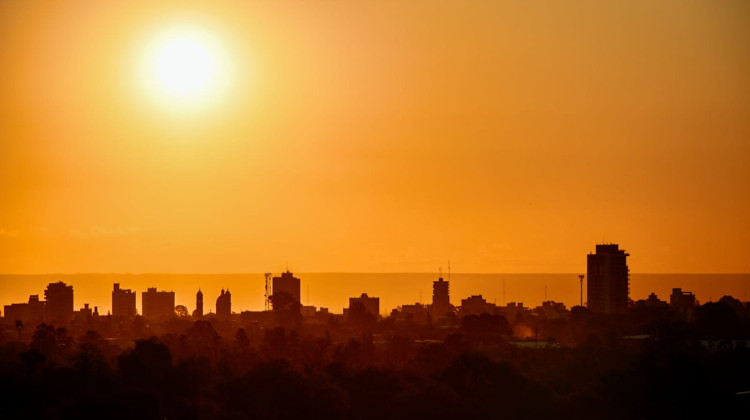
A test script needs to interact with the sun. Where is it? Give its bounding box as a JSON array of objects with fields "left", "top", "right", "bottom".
[{"left": 139, "top": 25, "right": 231, "bottom": 113}]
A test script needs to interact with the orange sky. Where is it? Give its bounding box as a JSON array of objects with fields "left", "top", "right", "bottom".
[{"left": 1, "top": 0, "right": 748, "bottom": 275}]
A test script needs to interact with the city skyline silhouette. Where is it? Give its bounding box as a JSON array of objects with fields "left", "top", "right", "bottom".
[
  {"left": 1, "top": 1, "right": 749, "bottom": 418},
  {"left": 3, "top": 271, "right": 750, "bottom": 317}
]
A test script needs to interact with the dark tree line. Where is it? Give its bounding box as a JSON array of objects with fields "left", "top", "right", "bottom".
[{"left": 1, "top": 300, "right": 750, "bottom": 420}]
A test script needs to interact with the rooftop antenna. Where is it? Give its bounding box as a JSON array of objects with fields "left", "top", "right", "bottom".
[
  {"left": 544, "top": 285, "right": 547, "bottom": 302},
  {"left": 579, "top": 274, "right": 585, "bottom": 307},
  {"left": 264, "top": 273, "right": 272, "bottom": 311}
]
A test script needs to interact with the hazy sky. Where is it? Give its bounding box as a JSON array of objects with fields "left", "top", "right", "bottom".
[{"left": 1, "top": 0, "right": 748, "bottom": 274}]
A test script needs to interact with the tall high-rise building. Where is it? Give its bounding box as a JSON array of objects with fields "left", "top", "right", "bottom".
[
  {"left": 194, "top": 289, "right": 204, "bottom": 318},
  {"left": 587, "top": 244, "right": 630, "bottom": 314},
  {"left": 431, "top": 276, "right": 451, "bottom": 316},
  {"left": 112, "top": 283, "right": 137, "bottom": 318},
  {"left": 142, "top": 288, "right": 175, "bottom": 319},
  {"left": 273, "top": 271, "right": 301, "bottom": 304},
  {"left": 44, "top": 281, "right": 74, "bottom": 325},
  {"left": 216, "top": 289, "right": 231, "bottom": 319}
]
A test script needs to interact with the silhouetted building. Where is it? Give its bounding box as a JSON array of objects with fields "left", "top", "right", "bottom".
[
  {"left": 112, "top": 283, "right": 137, "bottom": 318},
  {"left": 194, "top": 289, "right": 204, "bottom": 318},
  {"left": 345, "top": 293, "right": 380, "bottom": 319},
  {"left": 301, "top": 305, "right": 317, "bottom": 318},
  {"left": 431, "top": 276, "right": 452, "bottom": 317},
  {"left": 240, "top": 310, "right": 276, "bottom": 328},
  {"left": 670, "top": 288, "right": 696, "bottom": 308},
  {"left": 73, "top": 303, "right": 94, "bottom": 325},
  {"left": 390, "top": 302, "right": 430, "bottom": 324},
  {"left": 639, "top": 293, "right": 669, "bottom": 308},
  {"left": 216, "top": 289, "right": 231, "bottom": 320},
  {"left": 142, "top": 288, "right": 175, "bottom": 319},
  {"left": 587, "top": 244, "right": 629, "bottom": 314},
  {"left": 631, "top": 293, "right": 670, "bottom": 322},
  {"left": 460, "top": 295, "right": 497, "bottom": 316},
  {"left": 670, "top": 288, "right": 696, "bottom": 320},
  {"left": 273, "top": 270, "right": 301, "bottom": 304},
  {"left": 534, "top": 301, "right": 568, "bottom": 320},
  {"left": 44, "top": 281, "right": 74, "bottom": 324},
  {"left": 3, "top": 295, "right": 45, "bottom": 326},
  {"left": 497, "top": 302, "right": 527, "bottom": 323}
]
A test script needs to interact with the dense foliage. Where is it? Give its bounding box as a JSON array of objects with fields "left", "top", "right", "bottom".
[{"left": 1, "top": 302, "right": 749, "bottom": 419}]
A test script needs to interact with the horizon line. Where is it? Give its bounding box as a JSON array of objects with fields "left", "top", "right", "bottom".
[{"left": 1, "top": 271, "right": 748, "bottom": 276}]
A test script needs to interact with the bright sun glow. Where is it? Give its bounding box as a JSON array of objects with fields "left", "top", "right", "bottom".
[{"left": 139, "top": 25, "right": 231, "bottom": 113}]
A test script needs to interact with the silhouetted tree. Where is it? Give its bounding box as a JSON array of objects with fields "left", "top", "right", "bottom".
[
  {"left": 263, "top": 327, "right": 289, "bottom": 359},
  {"left": 30, "top": 323, "right": 57, "bottom": 356},
  {"left": 74, "top": 330, "right": 111, "bottom": 374},
  {"left": 118, "top": 337, "right": 173, "bottom": 386},
  {"left": 235, "top": 327, "right": 250, "bottom": 349},
  {"left": 174, "top": 304, "right": 189, "bottom": 318},
  {"left": 442, "top": 353, "right": 552, "bottom": 419},
  {"left": 695, "top": 301, "right": 741, "bottom": 339},
  {"left": 461, "top": 313, "right": 511, "bottom": 336},
  {"left": 183, "top": 320, "right": 221, "bottom": 360}
]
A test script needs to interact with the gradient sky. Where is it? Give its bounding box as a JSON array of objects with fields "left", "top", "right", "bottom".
[{"left": 1, "top": 0, "right": 748, "bottom": 274}]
